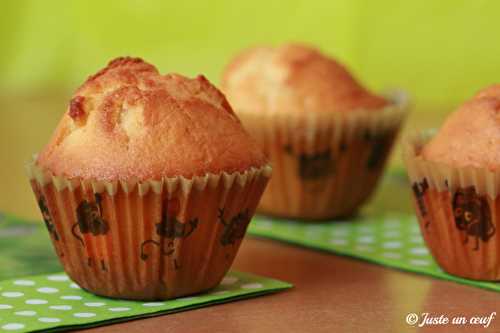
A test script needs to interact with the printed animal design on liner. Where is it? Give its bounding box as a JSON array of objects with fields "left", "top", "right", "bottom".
[
  {"left": 154, "top": 213, "right": 198, "bottom": 239},
  {"left": 87, "top": 257, "right": 108, "bottom": 272},
  {"left": 412, "top": 178, "right": 430, "bottom": 228},
  {"left": 140, "top": 218, "right": 198, "bottom": 260},
  {"left": 284, "top": 145, "right": 335, "bottom": 180},
  {"left": 37, "top": 196, "right": 60, "bottom": 241},
  {"left": 140, "top": 198, "right": 198, "bottom": 270},
  {"left": 364, "top": 131, "right": 392, "bottom": 170},
  {"left": 452, "top": 186, "right": 496, "bottom": 251},
  {"left": 72, "top": 193, "right": 109, "bottom": 246},
  {"left": 339, "top": 139, "right": 348, "bottom": 152},
  {"left": 218, "top": 208, "right": 250, "bottom": 246}
]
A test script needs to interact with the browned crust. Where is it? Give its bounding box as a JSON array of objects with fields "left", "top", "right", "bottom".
[{"left": 37, "top": 57, "right": 267, "bottom": 180}]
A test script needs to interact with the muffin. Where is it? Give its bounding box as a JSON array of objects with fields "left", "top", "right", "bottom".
[
  {"left": 404, "top": 85, "right": 500, "bottom": 280},
  {"left": 222, "top": 44, "right": 407, "bottom": 220},
  {"left": 28, "top": 57, "right": 271, "bottom": 300}
]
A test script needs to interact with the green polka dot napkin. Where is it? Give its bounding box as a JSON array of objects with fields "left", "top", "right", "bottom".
[
  {"left": 0, "top": 213, "right": 291, "bottom": 332},
  {"left": 247, "top": 213, "right": 500, "bottom": 292},
  {"left": 0, "top": 271, "right": 290, "bottom": 332}
]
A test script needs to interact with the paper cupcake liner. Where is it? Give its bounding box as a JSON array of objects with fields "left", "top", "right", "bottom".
[
  {"left": 237, "top": 92, "right": 408, "bottom": 220},
  {"left": 404, "top": 132, "right": 500, "bottom": 280},
  {"left": 28, "top": 160, "right": 271, "bottom": 300}
]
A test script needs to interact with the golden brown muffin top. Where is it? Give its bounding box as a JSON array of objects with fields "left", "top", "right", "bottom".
[
  {"left": 221, "top": 43, "right": 388, "bottom": 114},
  {"left": 37, "top": 57, "right": 267, "bottom": 180},
  {"left": 422, "top": 84, "right": 500, "bottom": 170}
]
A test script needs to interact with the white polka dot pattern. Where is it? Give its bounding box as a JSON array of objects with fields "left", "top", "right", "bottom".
[
  {"left": 241, "top": 283, "right": 263, "bottom": 290},
  {"left": 108, "top": 307, "right": 131, "bottom": 312},
  {"left": 49, "top": 305, "right": 72, "bottom": 311},
  {"left": 85, "top": 302, "right": 105, "bottom": 307},
  {"left": 74, "top": 312, "right": 96, "bottom": 318},
  {"left": 60, "top": 296, "right": 82, "bottom": 300},
  {"left": 25, "top": 299, "right": 47, "bottom": 305},
  {"left": 2, "top": 292, "right": 24, "bottom": 298},
  {"left": 2, "top": 323, "right": 25, "bottom": 331},
  {"left": 38, "top": 317, "right": 61, "bottom": 323},
  {"left": 0, "top": 257, "right": 283, "bottom": 331},
  {"left": 47, "top": 275, "right": 69, "bottom": 282},
  {"left": 329, "top": 238, "right": 348, "bottom": 246},
  {"left": 142, "top": 302, "right": 165, "bottom": 307},
  {"left": 220, "top": 276, "right": 238, "bottom": 285},
  {"left": 14, "top": 311, "right": 36, "bottom": 316},
  {"left": 37, "top": 287, "right": 58, "bottom": 294},
  {"left": 13, "top": 280, "right": 35, "bottom": 286}
]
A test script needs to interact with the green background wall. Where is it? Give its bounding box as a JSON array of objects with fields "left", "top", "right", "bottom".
[{"left": 2, "top": 0, "right": 499, "bottom": 111}]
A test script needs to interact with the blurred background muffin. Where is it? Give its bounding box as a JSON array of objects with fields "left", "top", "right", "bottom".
[
  {"left": 404, "top": 85, "right": 500, "bottom": 280},
  {"left": 222, "top": 44, "right": 407, "bottom": 219},
  {"left": 29, "top": 57, "right": 271, "bottom": 299}
]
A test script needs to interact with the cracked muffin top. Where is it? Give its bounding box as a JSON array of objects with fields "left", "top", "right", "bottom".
[
  {"left": 36, "top": 57, "right": 267, "bottom": 180},
  {"left": 422, "top": 84, "right": 500, "bottom": 170},
  {"left": 221, "top": 43, "right": 388, "bottom": 115}
]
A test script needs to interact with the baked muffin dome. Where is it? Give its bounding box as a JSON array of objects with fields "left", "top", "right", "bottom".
[
  {"left": 220, "top": 43, "right": 406, "bottom": 220},
  {"left": 37, "top": 57, "right": 267, "bottom": 180},
  {"left": 422, "top": 84, "right": 500, "bottom": 170},
  {"left": 221, "top": 43, "right": 388, "bottom": 114}
]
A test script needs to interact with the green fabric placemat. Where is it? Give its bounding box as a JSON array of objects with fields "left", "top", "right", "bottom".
[
  {"left": 0, "top": 213, "right": 291, "bottom": 332},
  {"left": 0, "top": 271, "right": 291, "bottom": 333},
  {"left": 0, "top": 213, "right": 62, "bottom": 280},
  {"left": 247, "top": 212, "right": 500, "bottom": 292}
]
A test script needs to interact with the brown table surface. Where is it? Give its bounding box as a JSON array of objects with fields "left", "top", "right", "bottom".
[
  {"left": 77, "top": 237, "right": 499, "bottom": 333},
  {"left": 1, "top": 94, "right": 498, "bottom": 333}
]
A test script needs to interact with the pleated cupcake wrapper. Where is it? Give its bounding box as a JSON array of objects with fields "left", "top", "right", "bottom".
[
  {"left": 27, "top": 160, "right": 272, "bottom": 300},
  {"left": 237, "top": 91, "right": 408, "bottom": 220},
  {"left": 404, "top": 132, "right": 500, "bottom": 280}
]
